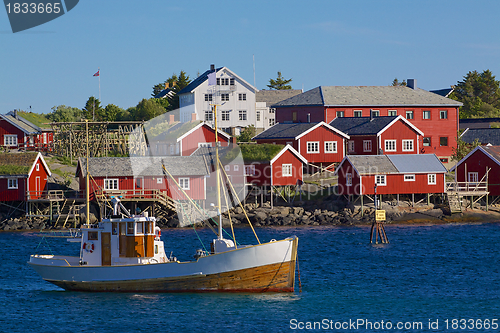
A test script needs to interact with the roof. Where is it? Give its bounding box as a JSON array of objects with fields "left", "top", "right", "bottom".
[
  {"left": 460, "top": 128, "right": 500, "bottom": 146},
  {"left": 0, "top": 112, "right": 42, "bottom": 134},
  {"left": 176, "top": 122, "right": 231, "bottom": 142},
  {"left": 336, "top": 154, "right": 446, "bottom": 176},
  {"left": 450, "top": 145, "right": 500, "bottom": 172},
  {"left": 430, "top": 88, "right": 454, "bottom": 98},
  {"left": 154, "top": 88, "right": 175, "bottom": 99},
  {"left": 270, "top": 145, "right": 308, "bottom": 165},
  {"left": 252, "top": 122, "right": 319, "bottom": 140},
  {"left": 330, "top": 116, "right": 398, "bottom": 135},
  {"left": 77, "top": 156, "right": 209, "bottom": 178},
  {"left": 459, "top": 118, "right": 500, "bottom": 129},
  {"left": 0, "top": 152, "right": 50, "bottom": 176},
  {"left": 272, "top": 86, "right": 463, "bottom": 108},
  {"left": 256, "top": 89, "right": 303, "bottom": 104},
  {"left": 148, "top": 121, "right": 203, "bottom": 142},
  {"left": 178, "top": 66, "right": 257, "bottom": 95}
]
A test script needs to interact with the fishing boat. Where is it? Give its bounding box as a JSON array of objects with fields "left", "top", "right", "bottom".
[{"left": 28, "top": 113, "right": 299, "bottom": 293}]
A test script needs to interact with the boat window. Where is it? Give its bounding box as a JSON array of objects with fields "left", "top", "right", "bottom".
[
  {"left": 88, "top": 231, "right": 98, "bottom": 241},
  {"left": 112, "top": 222, "right": 118, "bottom": 235},
  {"left": 119, "top": 223, "right": 126, "bottom": 236},
  {"left": 155, "top": 245, "right": 158, "bottom": 254},
  {"left": 137, "top": 222, "right": 144, "bottom": 234},
  {"left": 127, "top": 222, "right": 134, "bottom": 235},
  {"left": 146, "top": 221, "right": 153, "bottom": 234}
]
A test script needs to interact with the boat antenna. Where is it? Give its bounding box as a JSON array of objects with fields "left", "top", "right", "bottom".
[
  {"left": 85, "top": 119, "right": 90, "bottom": 226},
  {"left": 212, "top": 103, "right": 223, "bottom": 240}
]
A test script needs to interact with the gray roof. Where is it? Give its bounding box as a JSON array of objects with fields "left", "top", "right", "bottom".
[
  {"left": 256, "top": 89, "right": 303, "bottom": 104},
  {"left": 253, "top": 122, "right": 319, "bottom": 140},
  {"left": 461, "top": 128, "right": 500, "bottom": 146},
  {"left": 387, "top": 154, "right": 447, "bottom": 173},
  {"left": 344, "top": 154, "right": 446, "bottom": 175},
  {"left": 330, "top": 116, "right": 398, "bottom": 135},
  {"left": 459, "top": 118, "right": 500, "bottom": 129},
  {"left": 77, "top": 156, "right": 209, "bottom": 178},
  {"left": 177, "top": 68, "right": 222, "bottom": 95},
  {"left": 272, "top": 86, "right": 463, "bottom": 108},
  {"left": 1, "top": 112, "right": 42, "bottom": 134}
]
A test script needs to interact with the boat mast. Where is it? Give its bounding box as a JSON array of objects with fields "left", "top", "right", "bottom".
[
  {"left": 85, "top": 119, "right": 90, "bottom": 226},
  {"left": 213, "top": 104, "right": 223, "bottom": 240}
]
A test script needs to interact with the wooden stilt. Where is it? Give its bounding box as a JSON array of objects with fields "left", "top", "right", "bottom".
[{"left": 361, "top": 195, "right": 364, "bottom": 217}]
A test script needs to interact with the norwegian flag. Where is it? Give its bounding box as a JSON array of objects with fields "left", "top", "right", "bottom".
[{"left": 93, "top": 70, "right": 100, "bottom": 77}]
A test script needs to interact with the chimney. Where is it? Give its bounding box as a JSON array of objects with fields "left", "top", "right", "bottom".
[
  {"left": 210, "top": 64, "right": 215, "bottom": 71},
  {"left": 307, "top": 113, "right": 311, "bottom": 123},
  {"left": 370, "top": 109, "right": 373, "bottom": 121},
  {"left": 191, "top": 113, "right": 197, "bottom": 122},
  {"left": 169, "top": 114, "right": 175, "bottom": 124},
  {"left": 407, "top": 78, "right": 416, "bottom": 89},
  {"left": 14, "top": 109, "right": 18, "bottom": 119}
]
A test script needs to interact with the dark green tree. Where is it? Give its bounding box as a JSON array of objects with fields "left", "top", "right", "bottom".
[
  {"left": 449, "top": 70, "right": 500, "bottom": 119},
  {"left": 152, "top": 71, "right": 192, "bottom": 111},
  {"left": 451, "top": 131, "right": 481, "bottom": 161},
  {"left": 267, "top": 71, "right": 292, "bottom": 90},
  {"left": 391, "top": 78, "right": 407, "bottom": 86},
  {"left": 82, "top": 96, "right": 103, "bottom": 120},
  {"left": 134, "top": 99, "right": 166, "bottom": 121},
  {"left": 102, "top": 104, "right": 123, "bottom": 122},
  {"left": 237, "top": 125, "right": 256, "bottom": 142},
  {"left": 48, "top": 105, "right": 82, "bottom": 122}
]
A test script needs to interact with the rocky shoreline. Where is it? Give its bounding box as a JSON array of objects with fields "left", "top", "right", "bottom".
[{"left": 2, "top": 195, "right": 500, "bottom": 232}]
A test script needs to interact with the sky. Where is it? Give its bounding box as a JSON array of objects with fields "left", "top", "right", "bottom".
[{"left": 1, "top": 0, "right": 500, "bottom": 114}]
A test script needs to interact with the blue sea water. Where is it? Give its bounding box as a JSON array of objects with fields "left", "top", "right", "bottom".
[{"left": 1, "top": 223, "right": 500, "bottom": 333}]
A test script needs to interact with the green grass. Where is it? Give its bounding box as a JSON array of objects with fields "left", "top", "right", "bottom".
[
  {"left": 17, "top": 111, "right": 51, "bottom": 128},
  {"left": 239, "top": 143, "right": 285, "bottom": 161},
  {"left": 0, "top": 165, "right": 30, "bottom": 175}
]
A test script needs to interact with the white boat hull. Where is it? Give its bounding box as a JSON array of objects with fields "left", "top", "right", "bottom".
[{"left": 28, "top": 237, "right": 298, "bottom": 292}]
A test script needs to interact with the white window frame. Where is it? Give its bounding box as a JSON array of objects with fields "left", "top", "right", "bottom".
[
  {"left": 7, "top": 178, "right": 18, "bottom": 189},
  {"left": 179, "top": 178, "right": 190, "bottom": 190},
  {"left": 404, "top": 174, "right": 415, "bottom": 182},
  {"left": 324, "top": 141, "right": 337, "bottom": 153},
  {"left": 388, "top": 110, "right": 397, "bottom": 116},
  {"left": 346, "top": 173, "right": 352, "bottom": 186},
  {"left": 4, "top": 135, "right": 17, "bottom": 146},
  {"left": 244, "top": 165, "right": 256, "bottom": 176},
  {"left": 468, "top": 172, "right": 478, "bottom": 184},
  {"left": 198, "top": 142, "right": 212, "bottom": 148},
  {"left": 353, "top": 110, "right": 362, "bottom": 117},
  {"left": 440, "top": 110, "right": 448, "bottom": 119},
  {"left": 221, "top": 93, "right": 230, "bottom": 102},
  {"left": 157, "top": 177, "right": 163, "bottom": 184},
  {"left": 363, "top": 140, "right": 372, "bottom": 152},
  {"left": 204, "top": 110, "right": 213, "bottom": 121},
  {"left": 256, "top": 111, "right": 260, "bottom": 122},
  {"left": 402, "top": 140, "right": 414, "bottom": 152},
  {"left": 238, "top": 110, "right": 247, "bottom": 121},
  {"left": 224, "top": 165, "right": 230, "bottom": 171},
  {"left": 307, "top": 141, "right": 319, "bottom": 154},
  {"left": 204, "top": 94, "right": 213, "bottom": 101},
  {"left": 238, "top": 93, "right": 246, "bottom": 101},
  {"left": 375, "top": 175, "right": 386, "bottom": 186},
  {"left": 104, "top": 179, "right": 119, "bottom": 191},
  {"left": 423, "top": 110, "right": 431, "bottom": 120},
  {"left": 406, "top": 110, "right": 414, "bottom": 120},
  {"left": 221, "top": 110, "right": 230, "bottom": 121},
  {"left": 428, "top": 174, "right": 436, "bottom": 185},
  {"left": 234, "top": 165, "right": 239, "bottom": 172},
  {"left": 371, "top": 110, "right": 380, "bottom": 117},
  {"left": 36, "top": 164, "right": 40, "bottom": 171},
  {"left": 282, "top": 164, "right": 292, "bottom": 177},
  {"left": 336, "top": 111, "right": 344, "bottom": 118},
  {"left": 268, "top": 118, "right": 275, "bottom": 126},
  {"left": 385, "top": 140, "right": 396, "bottom": 152},
  {"left": 348, "top": 141, "right": 355, "bottom": 153}
]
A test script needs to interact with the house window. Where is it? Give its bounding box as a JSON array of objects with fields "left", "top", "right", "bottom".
[
  {"left": 404, "top": 174, "right": 415, "bottom": 182},
  {"left": 402, "top": 140, "right": 414, "bottom": 152},
  {"left": 346, "top": 173, "right": 352, "bottom": 186},
  {"left": 269, "top": 108, "right": 275, "bottom": 114},
  {"left": 385, "top": 140, "right": 396, "bottom": 152},
  {"left": 204, "top": 110, "right": 214, "bottom": 121},
  {"left": 217, "top": 78, "right": 230, "bottom": 86},
  {"left": 468, "top": 172, "right": 478, "bottom": 184},
  {"left": 269, "top": 118, "right": 275, "bottom": 126},
  {"left": 239, "top": 110, "right": 247, "bottom": 121},
  {"left": 440, "top": 110, "right": 448, "bottom": 119},
  {"left": 230, "top": 78, "right": 235, "bottom": 86},
  {"left": 36, "top": 164, "right": 40, "bottom": 171},
  {"left": 7, "top": 178, "right": 18, "bottom": 189},
  {"left": 375, "top": 175, "right": 386, "bottom": 186},
  {"left": 179, "top": 178, "right": 190, "bottom": 190},
  {"left": 244, "top": 165, "right": 256, "bottom": 176},
  {"left": 440, "top": 137, "right": 448, "bottom": 146},
  {"left": 363, "top": 140, "right": 372, "bottom": 152},
  {"left": 157, "top": 178, "right": 163, "bottom": 184},
  {"left": 234, "top": 165, "right": 239, "bottom": 172},
  {"left": 256, "top": 111, "right": 261, "bottom": 121},
  {"left": 224, "top": 165, "right": 230, "bottom": 172},
  {"left": 221, "top": 110, "right": 230, "bottom": 121},
  {"left": 388, "top": 110, "right": 397, "bottom": 116},
  {"left": 423, "top": 110, "right": 431, "bottom": 119},
  {"left": 282, "top": 164, "right": 292, "bottom": 177},
  {"left": 221, "top": 93, "right": 230, "bottom": 102},
  {"left": 348, "top": 141, "right": 355, "bottom": 153},
  {"left": 104, "top": 179, "right": 119, "bottom": 191},
  {"left": 406, "top": 110, "right": 414, "bottom": 119},
  {"left": 428, "top": 174, "right": 436, "bottom": 185},
  {"left": 353, "top": 110, "right": 362, "bottom": 117},
  {"left": 238, "top": 93, "right": 246, "bottom": 101},
  {"left": 371, "top": 110, "right": 380, "bottom": 117},
  {"left": 336, "top": 111, "right": 344, "bottom": 118},
  {"left": 423, "top": 137, "right": 431, "bottom": 147},
  {"left": 88, "top": 231, "right": 98, "bottom": 240},
  {"left": 324, "top": 141, "right": 337, "bottom": 153},
  {"left": 198, "top": 142, "right": 212, "bottom": 148},
  {"left": 307, "top": 141, "right": 319, "bottom": 153},
  {"left": 4, "top": 135, "right": 17, "bottom": 146},
  {"left": 440, "top": 158, "right": 448, "bottom": 163},
  {"left": 204, "top": 94, "right": 213, "bottom": 101}
]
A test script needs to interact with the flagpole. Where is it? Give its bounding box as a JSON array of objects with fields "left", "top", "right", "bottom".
[{"left": 98, "top": 67, "right": 101, "bottom": 103}]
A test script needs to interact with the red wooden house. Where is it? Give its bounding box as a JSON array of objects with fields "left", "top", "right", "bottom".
[
  {"left": 450, "top": 145, "right": 500, "bottom": 196},
  {"left": 76, "top": 156, "right": 209, "bottom": 202},
  {"left": 330, "top": 115, "right": 424, "bottom": 155},
  {"left": 177, "top": 122, "right": 233, "bottom": 156},
  {"left": 272, "top": 82, "right": 462, "bottom": 163},
  {"left": 245, "top": 145, "right": 308, "bottom": 187},
  {"left": 0, "top": 152, "right": 52, "bottom": 201},
  {"left": 0, "top": 111, "right": 53, "bottom": 151},
  {"left": 252, "top": 121, "right": 349, "bottom": 167},
  {"left": 335, "top": 154, "right": 447, "bottom": 196}
]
